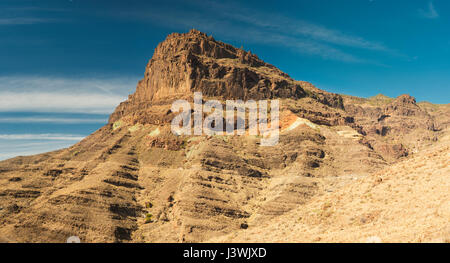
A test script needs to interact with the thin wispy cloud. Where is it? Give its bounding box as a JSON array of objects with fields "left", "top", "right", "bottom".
[
  {"left": 126, "top": 8, "right": 367, "bottom": 63},
  {"left": 0, "top": 92, "right": 125, "bottom": 114},
  {"left": 0, "top": 76, "right": 136, "bottom": 95},
  {"left": 217, "top": 9, "right": 389, "bottom": 52},
  {"left": 0, "top": 76, "right": 137, "bottom": 113},
  {"left": 0, "top": 117, "right": 107, "bottom": 124},
  {"left": 419, "top": 1, "right": 439, "bottom": 19},
  {"left": 121, "top": 0, "right": 399, "bottom": 64},
  {"left": 207, "top": 0, "right": 404, "bottom": 58},
  {"left": 0, "top": 150, "right": 47, "bottom": 160},
  {"left": 0, "top": 17, "right": 51, "bottom": 25},
  {"left": 136, "top": 10, "right": 366, "bottom": 63},
  {"left": 0, "top": 4, "right": 66, "bottom": 25},
  {"left": 0, "top": 134, "right": 85, "bottom": 141},
  {"left": 0, "top": 138, "right": 82, "bottom": 160},
  {"left": 227, "top": 29, "right": 366, "bottom": 63},
  {"left": 3, "top": 7, "right": 67, "bottom": 12}
]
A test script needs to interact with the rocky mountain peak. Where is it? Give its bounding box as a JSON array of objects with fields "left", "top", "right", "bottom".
[
  {"left": 128, "top": 29, "right": 305, "bottom": 103},
  {"left": 154, "top": 29, "right": 267, "bottom": 66},
  {"left": 384, "top": 94, "right": 424, "bottom": 117},
  {"left": 394, "top": 94, "right": 417, "bottom": 105},
  {"left": 110, "top": 30, "right": 344, "bottom": 123}
]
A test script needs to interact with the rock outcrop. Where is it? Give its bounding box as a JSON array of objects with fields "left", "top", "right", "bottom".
[
  {"left": 110, "top": 29, "right": 343, "bottom": 123},
  {"left": 343, "top": 93, "right": 442, "bottom": 161},
  {"left": 0, "top": 30, "right": 448, "bottom": 243},
  {"left": 133, "top": 29, "right": 305, "bottom": 101}
]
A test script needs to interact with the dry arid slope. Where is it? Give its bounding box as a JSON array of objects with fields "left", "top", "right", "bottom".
[
  {"left": 0, "top": 30, "right": 449, "bottom": 243},
  {"left": 211, "top": 128, "right": 450, "bottom": 243}
]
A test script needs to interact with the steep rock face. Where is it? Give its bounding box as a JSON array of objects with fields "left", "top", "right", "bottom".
[
  {"left": 385, "top": 95, "right": 432, "bottom": 120},
  {"left": 418, "top": 102, "right": 450, "bottom": 131},
  {"left": 132, "top": 29, "right": 304, "bottom": 101},
  {"left": 344, "top": 94, "right": 440, "bottom": 161},
  {"left": 110, "top": 29, "right": 343, "bottom": 123}
]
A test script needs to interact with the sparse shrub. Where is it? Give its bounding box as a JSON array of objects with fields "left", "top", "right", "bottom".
[
  {"left": 145, "top": 213, "right": 153, "bottom": 223},
  {"left": 113, "top": 120, "right": 123, "bottom": 131}
]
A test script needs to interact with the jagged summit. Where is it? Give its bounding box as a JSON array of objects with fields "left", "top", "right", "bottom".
[
  {"left": 392, "top": 94, "right": 416, "bottom": 105},
  {"left": 385, "top": 94, "right": 430, "bottom": 118},
  {"left": 130, "top": 29, "right": 306, "bottom": 103},
  {"left": 110, "top": 29, "right": 343, "bottom": 123},
  {"left": 161, "top": 29, "right": 270, "bottom": 67}
]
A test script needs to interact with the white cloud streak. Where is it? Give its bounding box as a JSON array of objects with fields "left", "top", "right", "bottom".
[
  {"left": 0, "top": 133, "right": 85, "bottom": 141},
  {"left": 0, "top": 17, "right": 51, "bottom": 25},
  {"left": 0, "top": 92, "right": 125, "bottom": 114},
  {"left": 221, "top": 11, "right": 389, "bottom": 52},
  {"left": 0, "top": 117, "right": 107, "bottom": 124},
  {"left": 420, "top": 1, "right": 439, "bottom": 19},
  {"left": 0, "top": 151, "right": 42, "bottom": 160},
  {"left": 0, "top": 76, "right": 137, "bottom": 113},
  {"left": 133, "top": 10, "right": 365, "bottom": 63},
  {"left": 0, "top": 139, "right": 80, "bottom": 160},
  {"left": 225, "top": 29, "right": 366, "bottom": 63},
  {"left": 123, "top": 0, "right": 399, "bottom": 63}
]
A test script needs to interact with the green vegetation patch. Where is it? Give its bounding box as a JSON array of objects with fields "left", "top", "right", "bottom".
[
  {"left": 113, "top": 120, "right": 123, "bottom": 131},
  {"left": 144, "top": 213, "right": 153, "bottom": 224},
  {"left": 128, "top": 124, "right": 142, "bottom": 133},
  {"left": 148, "top": 127, "right": 161, "bottom": 137}
]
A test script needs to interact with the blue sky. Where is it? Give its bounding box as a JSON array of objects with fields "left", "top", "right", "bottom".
[{"left": 0, "top": 0, "right": 449, "bottom": 159}]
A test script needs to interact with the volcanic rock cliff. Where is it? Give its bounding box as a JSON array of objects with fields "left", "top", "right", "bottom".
[
  {"left": 0, "top": 30, "right": 448, "bottom": 243},
  {"left": 110, "top": 29, "right": 343, "bottom": 124}
]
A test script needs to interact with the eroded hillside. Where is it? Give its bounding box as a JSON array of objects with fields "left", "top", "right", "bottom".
[
  {"left": 211, "top": 128, "right": 450, "bottom": 243},
  {"left": 0, "top": 30, "right": 448, "bottom": 243}
]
